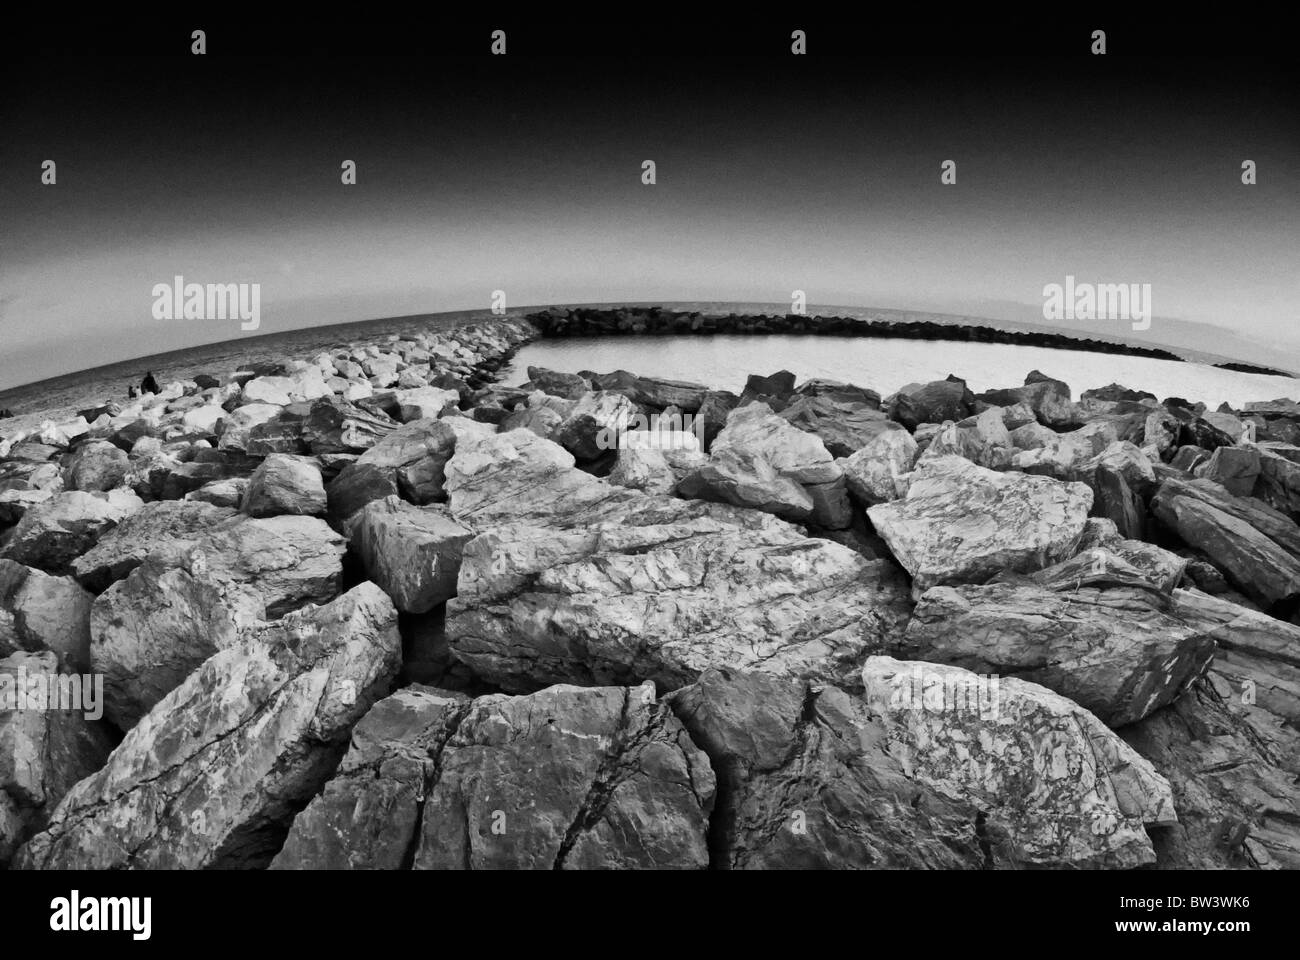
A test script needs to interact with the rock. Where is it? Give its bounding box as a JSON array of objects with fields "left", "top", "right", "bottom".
[
  {"left": 0, "top": 489, "right": 53, "bottom": 526},
  {"left": 445, "top": 434, "right": 911, "bottom": 693},
  {"left": 16, "top": 583, "right": 402, "bottom": 869},
  {"left": 216, "top": 403, "right": 282, "bottom": 453},
  {"left": 498, "top": 405, "right": 563, "bottom": 439},
  {"left": 395, "top": 387, "right": 459, "bottom": 423},
  {"left": 70, "top": 499, "right": 239, "bottom": 592},
  {"left": 738, "top": 370, "right": 797, "bottom": 411},
  {"left": 552, "top": 391, "right": 636, "bottom": 461},
  {"left": 899, "top": 560, "right": 1217, "bottom": 727},
  {"left": 1076, "top": 518, "right": 1188, "bottom": 592},
  {"left": 0, "top": 490, "right": 143, "bottom": 574},
  {"left": 607, "top": 445, "right": 705, "bottom": 496},
  {"left": 696, "top": 390, "right": 739, "bottom": 448},
  {"left": 273, "top": 682, "right": 714, "bottom": 870},
  {"left": 326, "top": 460, "right": 401, "bottom": 521},
  {"left": 677, "top": 446, "right": 814, "bottom": 521},
  {"left": 838, "top": 421, "right": 919, "bottom": 506},
  {"left": 1152, "top": 477, "right": 1300, "bottom": 612},
  {"left": 0, "top": 650, "right": 114, "bottom": 867},
  {"left": 629, "top": 376, "right": 709, "bottom": 412},
  {"left": 888, "top": 378, "right": 973, "bottom": 430},
  {"left": 778, "top": 394, "right": 888, "bottom": 458},
  {"left": 0, "top": 561, "right": 94, "bottom": 670},
  {"left": 346, "top": 418, "right": 458, "bottom": 505},
  {"left": 241, "top": 454, "right": 327, "bottom": 518},
  {"left": 793, "top": 378, "right": 881, "bottom": 408},
  {"left": 62, "top": 440, "right": 129, "bottom": 492},
  {"left": 525, "top": 366, "right": 589, "bottom": 400},
  {"left": 351, "top": 496, "right": 474, "bottom": 614},
  {"left": 90, "top": 556, "right": 266, "bottom": 729},
  {"left": 862, "top": 657, "right": 1177, "bottom": 867},
  {"left": 298, "top": 397, "right": 396, "bottom": 454},
  {"left": 161, "top": 514, "right": 345, "bottom": 619},
  {"left": 917, "top": 408, "right": 1013, "bottom": 470},
  {"left": 1255, "top": 444, "right": 1300, "bottom": 516},
  {"left": 1122, "top": 679, "right": 1300, "bottom": 868},
  {"left": 867, "top": 456, "right": 1092, "bottom": 596},
  {"left": 1082, "top": 383, "right": 1156, "bottom": 404},
  {"left": 184, "top": 477, "right": 249, "bottom": 508},
  {"left": 1093, "top": 462, "right": 1146, "bottom": 540},
  {"left": 666, "top": 669, "right": 986, "bottom": 868},
  {"left": 1195, "top": 446, "right": 1260, "bottom": 498}
]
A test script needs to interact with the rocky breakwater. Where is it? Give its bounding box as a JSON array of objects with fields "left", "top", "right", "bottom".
[{"left": 4, "top": 318, "right": 1300, "bottom": 870}]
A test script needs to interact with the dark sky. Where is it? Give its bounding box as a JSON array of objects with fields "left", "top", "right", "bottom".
[{"left": 1, "top": 25, "right": 1297, "bottom": 388}]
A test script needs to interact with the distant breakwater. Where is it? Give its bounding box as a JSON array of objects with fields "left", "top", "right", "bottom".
[{"left": 523, "top": 306, "right": 1186, "bottom": 363}]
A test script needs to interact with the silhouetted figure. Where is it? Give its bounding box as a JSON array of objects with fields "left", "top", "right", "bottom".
[
  {"left": 140, "top": 371, "right": 159, "bottom": 395},
  {"left": 127, "top": 385, "right": 139, "bottom": 400}
]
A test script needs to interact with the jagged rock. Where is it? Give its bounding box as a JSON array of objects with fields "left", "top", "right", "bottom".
[
  {"left": 838, "top": 421, "right": 918, "bottom": 506},
  {"left": 341, "top": 418, "right": 458, "bottom": 505},
  {"left": 1255, "top": 444, "right": 1300, "bottom": 516},
  {"left": 1093, "top": 462, "right": 1146, "bottom": 540},
  {"left": 216, "top": 403, "right": 282, "bottom": 453},
  {"left": 299, "top": 396, "right": 396, "bottom": 454},
  {"left": 71, "top": 499, "right": 238, "bottom": 592},
  {"left": 0, "top": 561, "right": 93, "bottom": 670},
  {"left": 553, "top": 391, "right": 635, "bottom": 461},
  {"left": 917, "top": 408, "right": 1012, "bottom": 470},
  {"left": 1082, "top": 383, "right": 1156, "bottom": 404},
  {"left": 241, "top": 454, "right": 327, "bottom": 518},
  {"left": 351, "top": 496, "right": 474, "bottom": 614},
  {"left": 1122, "top": 679, "right": 1300, "bottom": 869},
  {"left": 861, "top": 656, "right": 1177, "bottom": 868},
  {"left": 445, "top": 432, "right": 911, "bottom": 693},
  {"left": 16, "top": 583, "right": 402, "bottom": 869},
  {"left": 395, "top": 387, "right": 459, "bottom": 423},
  {"left": 62, "top": 440, "right": 129, "bottom": 492},
  {"left": 677, "top": 446, "right": 814, "bottom": 521},
  {"left": 184, "top": 477, "right": 249, "bottom": 508},
  {"left": 1075, "top": 518, "right": 1188, "bottom": 592},
  {"left": 0, "top": 650, "right": 114, "bottom": 868},
  {"left": 1195, "top": 446, "right": 1260, "bottom": 498},
  {"left": 793, "top": 378, "right": 881, "bottom": 408},
  {"left": 738, "top": 370, "right": 797, "bottom": 411},
  {"left": 778, "top": 395, "right": 887, "bottom": 458},
  {"left": 629, "top": 376, "right": 709, "bottom": 412},
  {"left": 526, "top": 366, "right": 589, "bottom": 400},
  {"left": 326, "top": 460, "right": 401, "bottom": 520},
  {"left": 866, "top": 456, "right": 1092, "bottom": 596},
  {"left": 696, "top": 390, "right": 739, "bottom": 448},
  {"left": 899, "top": 554, "right": 1217, "bottom": 726},
  {"left": 498, "top": 405, "right": 563, "bottom": 439},
  {"left": 607, "top": 445, "right": 706, "bottom": 496},
  {"left": 666, "top": 669, "right": 987, "bottom": 868},
  {"left": 1152, "top": 477, "right": 1300, "bottom": 612},
  {"left": 273, "top": 682, "right": 714, "bottom": 870},
  {"left": 0, "top": 489, "right": 53, "bottom": 526},
  {"left": 0, "top": 490, "right": 143, "bottom": 574},
  {"left": 889, "top": 378, "right": 973, "bottom": 430},
  {"left": 90, "top": 556, "right": 266, "bottom": 729}
]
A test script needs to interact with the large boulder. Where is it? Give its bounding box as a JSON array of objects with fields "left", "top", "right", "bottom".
[
  {"left": 62, "top": 440, "right": 129, "bottom": 492},
  {"left": 553, "top": 391, "right": 636, "bottom": 461},
  {"left": 838, "top": 421, "right": 919, "bottom": 506},
  {"left": 0, "top": 490, "right": 143, "bottom": 574},
  {"left": 666, "top": 670, "right": 987, "bottom": 869},
  {"left": 351, "top": 496, "right": 474, "bottom": 614},
  {"left": 70, "top": 499, "right": 237, "bottom": 592},
  {"left": 341, "top": 418, "right": 458, "bottom": 505},
  {"left": 0, "top": 560, "right": 94, "bottom": 670},
  {"left": 866, "top": 456, "right": 1092, "bottom": 596},
  {"left": 899, "top": 551, "right": 1217, "bottom": 727},
  {"left": 888, "top": 378, "right": 973, "bottom": 430},
  {"left": 1151, "top": 477, "right": 1300, "bottom": 612},
  {"left": 0, "top": 651, "right": 114, "bottom": 867},
  {"left": 862, "top": 656, "right": 1177, "bottom": 868},
  {"left": 89, "top": 555, "right": 266, "bottom": 729},
  {"left": 778, "top": 394, "right": 888, "bottom": 458},
  {"left": 240, "top": 454, "right": 327, "bottom": 518},
  {"left": 16, "top": 583, "right": 402, "bottom": 870},
  {"left": 273, "top": 682, "right": 714, "bottom": 870}
]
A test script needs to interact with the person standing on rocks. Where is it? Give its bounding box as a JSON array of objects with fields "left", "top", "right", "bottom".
[{"left": 140, "top": 371, "right": 159, "bottom": 395}]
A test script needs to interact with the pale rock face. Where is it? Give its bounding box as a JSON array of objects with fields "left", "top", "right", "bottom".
[
  {"left": 867, "top": 456, "right": 1093, "bottom": 596},
  {"left": 351, "top": 496, "right": 474, "bottom": 614},
  {"left": 666, "top": 669, "right": 989, "bottom": 869},
  {"left": 62, "top": 440, "right": 129, "bottom": 492},
  {"left": 90, "top": 556, "right": 266, "bottom": 729},
  {"left": 273, "top": 682, "right": 715, "bottom": 870},
  {"left": 838, "top": 422, "right": 919, "bottom": 507},
  {"left": 0, "top": 650, "right": 114, "bottom": 868},
  {"left": 861, "top": 656, "right": 1177, "bottom": 868},
  {"left": 240, "top": 454, "right": 327, "bottom": 518},
  {"left": 551, "top": 390, "right": 636, "bottom": 461},
  {"left": 0, "top": 560, "right": 94, "bottom": 671},
  {"left": 394, "top": 386, "right": 459, "bottom": 423},
  {"left": 900, "top": 551, "right": 1218, "bottom": 727},
  {"left": 217, "top": 403, "right": 282, "bottom": 452},
  {"left": 350, "top": 418, "right": 458, "bottom": 504},
  {"left": 17, "top": 583, "right": 403, "bottom": 870},
  {"left": 1, "top": 490, "right": 144, "bottom": 574}
]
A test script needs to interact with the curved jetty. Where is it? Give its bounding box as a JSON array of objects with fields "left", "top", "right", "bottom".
[{"left": 3, "top": 313, "right": 1299, "bottom": 870}]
